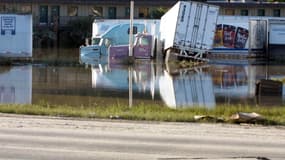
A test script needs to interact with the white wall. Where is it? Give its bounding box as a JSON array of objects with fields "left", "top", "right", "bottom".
[{"left": 0, "top": 14, "right": 32, "bottom": 57}]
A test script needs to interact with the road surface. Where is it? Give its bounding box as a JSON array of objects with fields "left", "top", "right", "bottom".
[{"left": 0, "top": 113, "right": 284, "bottom": 160}]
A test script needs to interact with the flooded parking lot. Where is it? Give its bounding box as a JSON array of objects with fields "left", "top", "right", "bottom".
[{"left": 1, "top": 48, "right": 284, "bottom": 108}]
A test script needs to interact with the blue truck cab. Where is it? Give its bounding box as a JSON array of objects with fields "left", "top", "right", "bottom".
[{"left": 80, "top": 23, "right": 146, "bottom": 65}]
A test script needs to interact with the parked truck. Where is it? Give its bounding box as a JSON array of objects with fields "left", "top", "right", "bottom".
[
  {"left": 80, "top": 23, "right": 146, "bottom": 64},
  {"left": 160, "top": 1, "right": 219, "bottom": 62},
  {"left": 108, "top": 33, "right": 153, "bottom": 64},
  {"left": 80, "top": 19, "right": 160, "bottom": 65}
]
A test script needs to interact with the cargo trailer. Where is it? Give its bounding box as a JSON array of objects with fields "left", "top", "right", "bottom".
[
  {"left": 268, "top": 19, "right": 285, "bottom": 45},
  {"left": 267, "top": 19, "right": 285, "bottom": 59},
  {"left": 212, "top": 16, "right": 267, "bottom": 55},
  {"left": 160, "top": 1, "right": 219, "bottom": 62}
]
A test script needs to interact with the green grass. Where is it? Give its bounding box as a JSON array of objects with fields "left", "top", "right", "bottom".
[{"left": 0, "top": 103, "right": 285, "bottom": 126}]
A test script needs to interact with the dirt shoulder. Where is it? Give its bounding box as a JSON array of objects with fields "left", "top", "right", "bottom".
[{"left": 1, "top": 113, "right": 284, "bottom": 136}]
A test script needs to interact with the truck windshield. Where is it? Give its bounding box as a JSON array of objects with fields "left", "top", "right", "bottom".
[{"left": 92, "top": 38, "right": 101, "bottom": 45}]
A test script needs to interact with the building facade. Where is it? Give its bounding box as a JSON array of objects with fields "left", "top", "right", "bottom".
[
  {"left": 0, "top": 0, "right": 285, "bottom": 27},
  {"left": 208, "top": 0, "right": 285, "bottom": 17},
  {"left": 0, "top": 0, "right": 175, "bottom": 27}
]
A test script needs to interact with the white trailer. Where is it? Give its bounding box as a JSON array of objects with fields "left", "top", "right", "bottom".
[
  {"left": 268, "top": 19, "right": 285, "bottom": 45},
  {"left": 267, "top": 19, "right": 285, "bottom": 59},
  {"left": 213, "top": 16, "right": 267, "bottom": 54},
  {"left": 160, "top": 1, "right": 219, "bottom": 61},
  {"left": 0, "top": 14, "right": 32, "bottom": 58},
  {"left": 249, "top": 19, "right": 267, "bottom": 52}
]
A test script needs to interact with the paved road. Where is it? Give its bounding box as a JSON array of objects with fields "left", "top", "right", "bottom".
[{"left": 0, "top": 113, "right": 284, "bottom": 160}]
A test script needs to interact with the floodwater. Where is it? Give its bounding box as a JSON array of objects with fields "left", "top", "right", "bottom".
[{"left": 1, "top": 48, "right": 284, "bottom": 108}]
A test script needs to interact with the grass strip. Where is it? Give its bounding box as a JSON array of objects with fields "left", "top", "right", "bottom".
[{"left": 0, "top": 103, "right": 284, "bottom": 125}]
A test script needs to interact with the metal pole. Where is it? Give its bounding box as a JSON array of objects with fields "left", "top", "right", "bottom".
[
  {"left": 128, "top": 0, "right": 134, "bottom": 107},
  {"left": 129, "top": 0, "right": 134, "bottom": 57},
  {"left": 129, "top": 66, "right": 133, "bottom": 107}
]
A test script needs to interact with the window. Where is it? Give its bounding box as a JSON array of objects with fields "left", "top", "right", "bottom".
[
  {"left": 104, "top": 38, "right": 112, "bottom": 47},
  {"left": 240, "top": 9, "right": 248, "bottom": 16},
  {"left": 51, "top": 6, "right": 60, "bottom": 25},
  {"left": 128, "top": 26, "right": 138, "bottom": 35},
  {"left": 5, "top": 5, "right": 16, "bottom": 13},
  {"left": 21, "top": 5, "right": 32, "bottom": 13},
  {"left": 68, "top": 6, "right": 78, "bottom": 16},
  {"left": 108, "top": 7, "right": 116, "bottom": 19},
  {"left": 92, "top": 37, "right": 101, "bottom": 45},
  {"left": 273, "top": 9, "right": 280, "bottom": 17},
  {"left": 91, "top": 6, "right": 103, "bottom": 17},
  {"left": 225, "top": 9, "right": 235, "bottom": 15},
  {"left": 138, "top": 37, "right": 149, "bottom": 46},
  {"left": 125, "top": 7, "right": 130, "bottom": 18},
  {"left": 139, "top": 7, "right": 149, "bottom": 18},
  {"left": 257, "top": 9, "right": 265, "bottom": 16},
  {"left": 39, "top": 5, "right": 48, "bottom": 24}
]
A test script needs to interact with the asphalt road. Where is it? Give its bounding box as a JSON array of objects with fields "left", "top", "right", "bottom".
[{"left": 0, "top": 113, "right": 284, "bottom": 160}]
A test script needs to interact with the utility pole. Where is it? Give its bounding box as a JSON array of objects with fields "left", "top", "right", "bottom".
[
  {"left": 129, "top": 0, "right": 134, "bottom": 107},
  {"left": 129, "top": 0, "right": 134, "bottom": 57}
]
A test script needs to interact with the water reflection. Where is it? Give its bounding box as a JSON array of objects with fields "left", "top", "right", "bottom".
[
  {"left": 159, "top": 68, "right": 215, "bottom": 108},
  {"left": 92, "top": 61, "right": 155, "bottom": 95},
  {"left": 0, "top": 65, "right": 32, "bottom": 104},
  {"left": 0, "top": 48, "right": 284, "bottom": 108},
  {"left": 31, "top": 62, "right": 162, "bottom": 107},
  {"left": 211, "top": 65, "right": 253, "bottom": 99}
]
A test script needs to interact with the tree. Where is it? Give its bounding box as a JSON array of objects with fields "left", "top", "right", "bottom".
[{"left": 150, "top": 7, "right": 168, "bottom": 19}]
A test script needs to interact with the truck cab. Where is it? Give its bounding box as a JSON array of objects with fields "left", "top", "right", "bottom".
[
  {"left": 108, "top": 33, "right": 153, "bottom": 64},
  {"left": 79, "top": 23, "right": 146, "bottom": 64}
]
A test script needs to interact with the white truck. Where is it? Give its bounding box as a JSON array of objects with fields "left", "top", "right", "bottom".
[
  {"left": 80, "top": 19, "right": 160, "bottom": 64},
  {"left": 160, "top": 1, "right": 219, "bottom": 62},
  {"left": 0, "top": 14, "right": 32, "bottom": 58}
]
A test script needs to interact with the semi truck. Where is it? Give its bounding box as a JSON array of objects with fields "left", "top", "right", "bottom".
[
  {"left": 108, "top": 33, "right": 153, "bottom": 64},
  {"left": 80, "top": 19, "right": 160, "bottom": 65},
  {"left": 160, "top": 1, "right": 219, "bottom": 62},
  {"left": 80, "top": 23, "right": 146, "bottom": 64}
]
